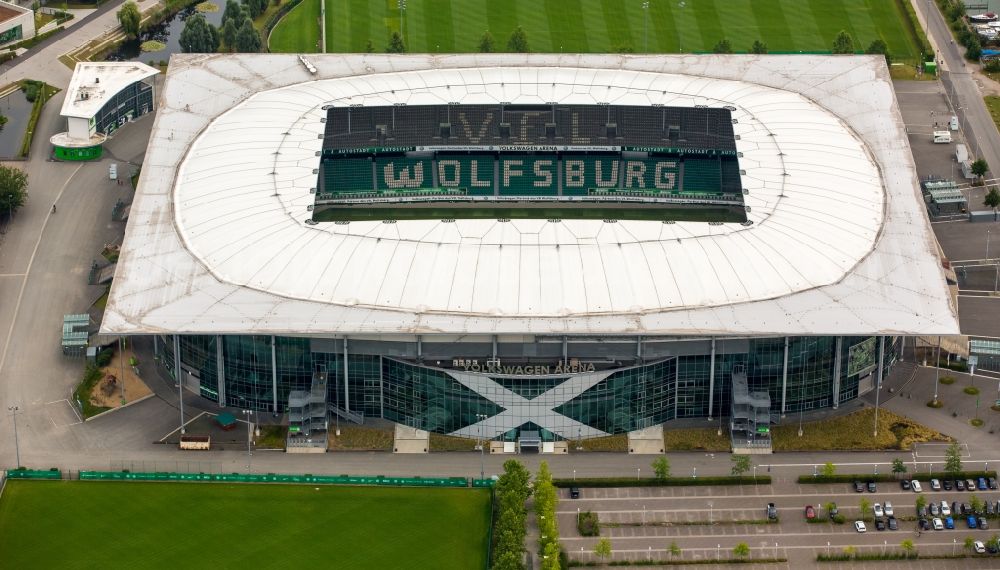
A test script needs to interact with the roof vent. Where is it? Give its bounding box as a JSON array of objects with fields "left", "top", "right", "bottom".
[{"left": 95, "top": 77, "right": 100, "bottom": 84}]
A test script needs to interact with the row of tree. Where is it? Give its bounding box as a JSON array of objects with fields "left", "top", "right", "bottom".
[
  {"left": 375, "top": 26, "right": 530, "bottom": 54},
  {"left": 534, "top": 462, "right": 561, "bottom": 570},
  {"left": 117, "top": 0, "right": 263, "bottom": 54},
  {"left": 708, "top": 32, "right": 890, "bottom": 64},
  {"left": 592, "top": 537, "right": 749, "bottom": 562},
  {"left": 493, "top": 459, "right": 532, "bottom": 570}
]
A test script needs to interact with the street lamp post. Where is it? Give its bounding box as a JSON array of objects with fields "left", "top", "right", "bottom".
[
  {"left": 476, "top": 413, "right": 488, "bottom": 480},
  {"left": 642, "top": 1, "right": 649, "bottom": 53},
  {"left": 933, "top": 336, "right": 941, "bottom": 403},
  {"left": 643, "top": 504, "right": 647, "bottom": 525},
  {"left": 637, "top": 467, "right": 641, "bottom": 480},
  {"left": 7, "top": 405, "right": 20, "bottom": 468},
  {"left": 708, "top": 501, "right": 713, "bottom": 524},
  {"left": 397, "top": 0, "right": 407, "bottom": 43},
  {"left": 716, "top": 544, "right": 720, "bottom": 561},
  {"left": 242, "top": 409, "right": 253, "bottom": 474}
]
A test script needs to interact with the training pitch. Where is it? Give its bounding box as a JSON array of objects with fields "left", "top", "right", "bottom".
[
  {"left": 0, "top": 481, "right": 491, "bottom": 569},
  {"left": 274, "top": 0, "right": 923, "bottom": 59}
]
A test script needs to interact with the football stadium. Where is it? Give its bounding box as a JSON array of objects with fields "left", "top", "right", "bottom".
[{"left": 102, "top": 54, "right": 959, "bottom": 451}]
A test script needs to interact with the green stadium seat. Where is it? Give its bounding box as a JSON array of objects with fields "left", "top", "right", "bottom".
[
  {"left": 682, "top": 159, "right": 722, "bottom": 193},
  {"left": 323, "top": 158, "right": 374, "bottom": 195}
]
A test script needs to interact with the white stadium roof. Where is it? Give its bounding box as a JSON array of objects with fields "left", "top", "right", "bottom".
[
  {"left": 60, "top": 62, "right": 159, "bottom": 119},
  {"left": 102, "top": 54, "right": 959, "bottom": 337}
]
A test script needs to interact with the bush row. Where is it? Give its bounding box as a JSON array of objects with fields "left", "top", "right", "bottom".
[
  {"left": 491, "top": 460, "right": 532, "bottom": 570},
  {"left": 7, "top": 26, "right": 64, "bottom": 52},
  {"left": 798, "top": 471, "right": 996, "bottom": 485},
  {"left": 818, "top": 552, "right": 918, "bottom": 562},
  {"left": 553, "top": 475, "right": 770, "bottom": 488},
  {"left": 534, "top": 462, "right": 561, "bottom": 570},
  {"left": 568, "top": 558, "right": 788, "bottom": 567},
  {"left": 895, "top": 0, "right": 932, "bottom": 59}
]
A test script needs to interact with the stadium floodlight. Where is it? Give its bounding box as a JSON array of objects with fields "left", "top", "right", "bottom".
[
  {"left": 7, "top": 405, "right": 20, "bottom": 468},
  {"left": 398, "top": 0, "right": 407, "bottom": 42},
  {"left": 642, "top": 1, "right": 649, "bottom": 53}
]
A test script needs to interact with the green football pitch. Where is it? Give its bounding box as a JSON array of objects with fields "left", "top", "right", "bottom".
[
  {"left": 0, "top": 481, "right": 491, "bottom": 569},
  {"left": 298, "top": 0, "right": 922, "bottom": 61}
]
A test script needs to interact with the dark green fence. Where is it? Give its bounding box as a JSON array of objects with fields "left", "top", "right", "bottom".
[{"left": 79, "top": 470, "right": 495, "bottom": 488}]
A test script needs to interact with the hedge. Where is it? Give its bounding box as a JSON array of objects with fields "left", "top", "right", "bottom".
[
  {"left": 7, "top": 26, "right": 64, "bottom": 51},
  {"left": 554, "top": 475, "right": 770, "bottom": 488},
  {"left": 569, "top": 558, "right": 788, "bottom": 567},
  {"left": 894, "top": 0, "right": 932, "bottom": 59},
  {"left": 818, "top": 553, "right": 918, "bottom": 562},
  {"left": 798, "top": 471, "right": 996, "bottom": 485}
]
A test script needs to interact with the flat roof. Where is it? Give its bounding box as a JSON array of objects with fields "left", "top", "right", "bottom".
[
  {"left": 102, "top": 54, "right": 960, "bottom": 337},
  {"left": 60, "top": 62, "right": 159, "bottom": 120}
]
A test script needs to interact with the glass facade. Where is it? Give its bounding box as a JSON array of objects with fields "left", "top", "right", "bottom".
[
  {"left": 156, "top": 334, "right": 900, "bottom": 439},
  {"left": 95, "top": 80, "right": 154, "bottom": 136}
]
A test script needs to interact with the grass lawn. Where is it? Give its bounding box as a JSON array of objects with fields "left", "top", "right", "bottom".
[
  {"left": 985, "top": 96, "right": 1000, "bottom": 134},
  {"left": 0, "top": 481, "right": 490, "bottom": 569},
  {"left": 269, "top": 0, "right": 321, "bottom": 52},
  {"left": 325, "top": 0, "right": 920, "bottom": 59},
  {"left": 664, "top": 426, "right": 731, "bottom": 452},
  {"left": 771, "top": 408, "right": 951, "bottom": 452}
]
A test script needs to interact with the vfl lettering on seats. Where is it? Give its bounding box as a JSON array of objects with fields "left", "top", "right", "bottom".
[
  {"left": 382, "top": 161, "right": 425, "bottom": 188},
  {"left": 458, "top": 112, "right": 493, "bottom": 144}
]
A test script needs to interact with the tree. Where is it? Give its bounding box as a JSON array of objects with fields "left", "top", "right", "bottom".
[
  {"left": 865, "top": 39, "right": 892, "bottom": 65},
  {"left": 891, "top": 458, "right": 907, "bottom": 477},
  {"left": 733, "top": 542, "right": 750, "bottom": 559},
  {"left": 117, "top": 1, "right": 141, "bottom": 39},
  {"left": 507, "top": 26, "right": 529, "bottom": 52},
  {"left": 832, "top": 30, "right": 854, "bottom": 54},
  {"left": 986, "top": 187, "right": 1000, "bottom": 221},
  {"left": 652, "top": 456, "right": 670, "bottom": 480},
  {"left": 900, "top": 539, "right": 915, "bottom": 555},
  {"left": 221, "top": 19, "right": 238, "bottom": 51},
  {"left": 594, "top": 537, "right": 612, "bottom": 560},
  {"left": 479, "top": 30, "right": 494, "bottom": 53},
  {"left": 945, "top": 442, "right": 963, "bottom": 475},
  {"left": 824, "top": 501, "right": 837, "bottom": 516},
  {"left": 244, "top": 0, "right": 266, "bottom": 19},
  {"left": 860, "top": 498, "right": 871, "bottom": 522},
  {"left": 731, "top": 454, "right": 751, "bottom": 477},
  {"left": 669, "top": 541, "right": 681, "bottom": 557},
  {"left": 750, "top": 40, "right": 768, "bottom": 54},
  {"left": 821, "top": 462, "right": 836, "bottom": 477},
  {"left": 989, "top": 534, "right": 1000, "bottom": 551},
  {"left": 965, "top": 536, "right": 976, "bottom": 552},
  {"left": 234, "top": 19, "right": 261, "bottom": 53},
  {"left": 179, "top": 13, "right": 219, "bottom": 53},
  {"left": 970, "top": 494, "right": 983, "bottom": 514},
  {"left": 843, "top": 545, "right": 856, "bottom": 557},
  {"left": 712, "top": 39, "right": 733, "bottom": 54},
  {"left": 0, "top": 165, "right": 28, "bottom": 218},
  {"left": 915, "top": 494, "right": 927, "bottom": 513},
  {"left": 972, "top": 158, "right": 989, "bottom": 183},
  {"left": 387, "top": 31, "right": 406, "bottom": 53}
]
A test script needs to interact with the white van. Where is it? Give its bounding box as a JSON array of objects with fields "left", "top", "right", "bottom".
[
  {"left": 950, "top": 115, "right": 959, "bottom": 131},
  {"left": 933, "top": 131, "right": 952, "bottom": 144}
]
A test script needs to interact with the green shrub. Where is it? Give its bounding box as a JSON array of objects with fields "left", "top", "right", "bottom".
[
  {"left": 553, "top": 475, "right": 770, "bottom": 488},
  {"left": 95, "top": 348, "right": 113, "bottom": 368},
  {"left": 577, "top": 511, "right": 600, "bottom": 536},
  {"left": 964, "top": 386, "right": 980, "bottom": 395},
  {"left": 941, "top": 376, "right": 956, "bottom": 385}
]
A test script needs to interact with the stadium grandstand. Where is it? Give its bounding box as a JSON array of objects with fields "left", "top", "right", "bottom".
[{"left": 102, "top": 54, "right": 957, "bottom": 451}]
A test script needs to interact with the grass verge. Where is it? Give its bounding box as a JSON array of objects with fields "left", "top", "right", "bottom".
[
  {"left": 72, "top": 365, "right": 111, "bottom": 419},
  {"left": 771, "top": 408, "right": 950, "bottom": 451},
  {"left": 268, "top": 0, "right": 317, "bottom": 52},
  {"left": 255, "top": 424, "right": 287, "bottom": 449},
  {"left": 0, "top": 481, "right": 490, "bottom": 569},
  {"left": 429, "top": 432, "right": 478, "bottom": 451},
  {"left": 327, "top": 425, "right": 393, "bottom": 450},
  {"left": 664, "top": 426, "right": 731, "bottom": 451},
  {"left": 18, "top": 80, "right": 58, "bottom": 158},
  {"left": 578, "top": 434, "right": 627, "bottom": 452}
]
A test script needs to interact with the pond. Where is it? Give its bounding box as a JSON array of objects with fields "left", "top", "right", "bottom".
[
  {"left": 104, "top": 2, "right": 225, "bottom": 63},
  {"left": 0, "top": 88, "right": 36, "bottom": 159}
]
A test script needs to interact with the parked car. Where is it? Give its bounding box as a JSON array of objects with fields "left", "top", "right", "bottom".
[
  {"left": 805, "top": 505, "right": 816, "bottom": 519},
  {"left": 975, "top": 541, "right": 987, "bottom": 554},
  {"left": 945, "top": 516, "right": 955, "bottom": 529},
  {"left": 867, "top": 481, "right": 877, "bottom": 492},
  {"left": 853, "top": 480, "right": 865, "bottom": 493},
  {"left": 930, "top": 503, "right": 940, "bottom": 516},
  {"left": 989, "top": 502, "right": 996, "bottom": 516},
  {"left": 988, "top": 542, "right": 999, "bottom": 554},
  {"left": 900, "top": 479, "right": 911, "bottom": 490},
  {"left": 767, "top": 503, "right": 777, "bottom": 520},
  {"left": 933, "top": 517, "right": 944, "bottom": 531},
  {"left": 888, "top": 516, "right": 898, "bottom": 530},
  {"left": 962, "top": 503, "right": 971, "bottom": 515},
  {"left": 931, "top": 478, "right": 942, "bottom": 491},
  {"left": 912, "top": 480, "right": 923, "bottom": 493},
  {"left": 884, "top": 502, "right": 894, "bottom": 517},
  {"left": 980, "top": 517, "right": 989, "bottom": 530},
  {"left": 952, "top": 501, "right": 961, "bottom": 515},
  {"left": 969, "top": 515, "right": 979, "bottom": 529},
  {"left": 957, "top": 479, "right": 966, "bottom": 491},
  {"left": 967, "top": 479, "right": 978, "bottom": 491},
  {"left": 919, "top": 518, "right": 931, "bottom": 530},
  {"left": 941, "top": 502, "right": 952, "bottom": 516},
  {"left": 570, "top": 487, "right": 581, "bottom": 499},
  {"left": 855, "top": 520, "right": 867, "bottom": 533},
  {"left": 875, "top": 517, "right": 887, "bottom": 531},
  {"left": 979, "top": 477, "right": 988, "bottom": 490},
  {"left": 917, "top": 505, "right": 928, "bottom": 518},
  {"left": 943, "top": 479, "right": 954, "bottom": 491},
  {"left": 989, "top": 477, "right": 998, "bottom": 490},
  {"left": 873, "top": 503, "right": 884, "bottom": 518},
  {"left": 828, "top": 503, "right": 839, "bottom": 519}
]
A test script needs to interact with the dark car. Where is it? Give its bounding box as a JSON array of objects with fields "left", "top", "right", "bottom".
[
  {"left": 901, "top": 479, "right": 911, "bottom": 490},
  {"left": 963, "top": 503, "right": 972, "bottom": 515},
  {"left": 853, "top": 480, "right": 865, "bottom": 492},
  {"left": 570, "top": 487, "right": 581, "bottom": 499},
  {"left": 989, "top": 477, "right": 998, "bottom": 490},
  {"left": 979, "top": 477, "right": 988, "bottom": 490},
  {"left": 980, "top": 517, "right": 989, "bottom": 530},
  {"left": 919, "top": 518, "right": 931, "bottom": 530},
  {"left": 957, "top": 479, "right": 966, "bottom": 491},
  {"left": 943, "top": 479, "right": 954, "bottom": 491},
  {"left": 829, "top": 503, "right": 839, "bottom": 519},
  {"left": 867, "top": 481, "right": 877, "bottom": 493},
  {"left": 953, "top": 501, "right": 962, "bottom": 515},
  {"left": 888, "top": 516, "right": 898, "bottom": 530},
  {"left": 917, "top": 505, "right": 928, "bottom": 518},
  {"left": 930, "top": 503, "right": 941, "bottom": 516},
  {"left": 988, "top": 542, "right": 999, "bottom": 554},
  {"left": 767, "top": 503, "right": 777, "bottom": 520},
  {"left": 875, "top": 517, "right": 887, "bottom": 531}
]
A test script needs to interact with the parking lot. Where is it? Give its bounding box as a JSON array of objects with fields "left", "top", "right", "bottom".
[{"left": 560, "top": 481, "right": 1000, "bottom": 566}]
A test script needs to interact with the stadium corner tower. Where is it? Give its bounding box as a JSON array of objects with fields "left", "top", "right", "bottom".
[{"left": 103, "top": 54, "right": 958, "bottom": 450}]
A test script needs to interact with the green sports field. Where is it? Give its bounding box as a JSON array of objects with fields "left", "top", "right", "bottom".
[
  {"left": 310, "top": 0, "right": 922, "bottom": 60},
  {"left": 269, "top": 0, "right": 321, "bottom": 52},
  {"left": 0, "top": 481, "right": 491, "bottom": 569}
]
